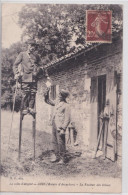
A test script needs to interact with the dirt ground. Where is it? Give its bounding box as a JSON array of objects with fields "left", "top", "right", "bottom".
[{"left": 1, "top": 110, "right": 121, "bottom": 179}]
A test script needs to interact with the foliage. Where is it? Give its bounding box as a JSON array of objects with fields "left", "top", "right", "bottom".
[
  {"left": 18, "top": 4, "right": 123, "bottom": 65},
  {"left": 1, "top": 42, "right": 23, "bottom": 110},
  {"left": 1, "top": 4, "right": 123, "bottom": 110}
]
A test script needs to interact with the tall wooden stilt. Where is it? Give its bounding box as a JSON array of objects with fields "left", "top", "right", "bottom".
[{"left": 18, "top": 96, "right": 36, "bottom": 161}]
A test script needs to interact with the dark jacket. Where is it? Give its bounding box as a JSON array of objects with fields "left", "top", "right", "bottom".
[{"left": 13, "top": 51, "right": 40, "bottom": 82}]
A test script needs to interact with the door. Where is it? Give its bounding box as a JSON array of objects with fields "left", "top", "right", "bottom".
[
  {"left": 105, "top": 71, "right": 117, "bottom": 161},
  {"left": 98, "top": 75, "right": 106, "bottom": 149},
  {"left": 90, "top": 76, "right": 98, "bottom": 148}
]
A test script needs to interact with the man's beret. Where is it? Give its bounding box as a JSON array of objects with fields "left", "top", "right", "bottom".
[{"left": 60, "top": 89, "right": 70, "bottom": 98}]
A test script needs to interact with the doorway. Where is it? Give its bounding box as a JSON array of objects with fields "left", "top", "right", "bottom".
[{"left": 98, "top": 75, "right": 106, "bottom": 136}]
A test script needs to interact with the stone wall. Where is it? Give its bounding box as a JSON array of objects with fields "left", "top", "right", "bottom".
[{"left": 36, "top": 37, "right": 122, "bottom": 155}]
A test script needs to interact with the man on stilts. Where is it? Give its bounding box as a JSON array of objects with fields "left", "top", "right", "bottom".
[
  {"left": 13, "top": 39, "right": 44, "bottom": 160},
  {"left": 13, "top": 40, "right": 42, "bottom": 116}
]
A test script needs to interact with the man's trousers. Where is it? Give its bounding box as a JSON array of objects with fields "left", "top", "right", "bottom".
[
  {"left": 52, "top": 120, "right": 66, "bottom": 160},
  {"left": 21, "top": 82, "right": 37, "bottom": 110}
]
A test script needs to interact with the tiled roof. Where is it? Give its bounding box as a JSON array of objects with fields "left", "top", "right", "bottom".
[
  {"left": 44, "top": 43, "right": 101, "bottom": 69},
  {"left": 44, "top": 29, "right": 122, "bottom": 69}
]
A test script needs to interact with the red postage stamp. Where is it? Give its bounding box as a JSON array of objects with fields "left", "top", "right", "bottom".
[{"left": 86, "top": 10, "right": 112, "bottom": 43}]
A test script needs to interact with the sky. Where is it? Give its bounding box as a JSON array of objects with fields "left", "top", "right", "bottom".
[{"left": 2, "top": 3, "right": 25, "bottom": 48}]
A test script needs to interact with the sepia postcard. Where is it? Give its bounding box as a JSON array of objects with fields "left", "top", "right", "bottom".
[{"left": 0, "top": 2, "right": 126, "bottom": 193}]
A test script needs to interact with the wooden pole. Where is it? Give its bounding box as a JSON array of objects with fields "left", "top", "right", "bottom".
[
  {"left": 103, "top": 118, "right": 109, "bottom": 159},
  {"left": 93, "top": 119, "right": 104, "bottom": 158},
  {"left": 32, "top": 98, "right": 36, "bottom": 161},
  {"left": 18, "top": 95, "right": 24, "bottom": 161},
  {"left": 32, "top": 115, "right": 36, "bottom": 161},
  {"left": 19, "top": 109, "right": 23, "bottom": 161}
]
